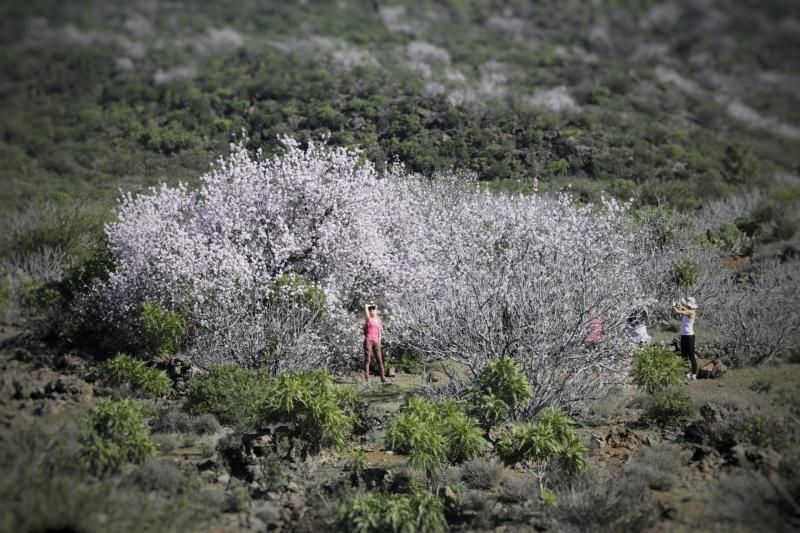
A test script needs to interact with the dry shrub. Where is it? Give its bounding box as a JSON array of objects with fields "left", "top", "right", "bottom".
[
  {"left": 548, "top": 469, "right": 658, "bottom": 533},
  {"left": 624, "top": 443, "right": 682, "bottom": 491},
  {"left": 461, "top": 458, "right": 503, "bottom": 490}
]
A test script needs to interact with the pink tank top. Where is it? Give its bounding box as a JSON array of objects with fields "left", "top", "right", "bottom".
[{"left": 364, "top": 317, "right": 381, "bottom": 342}]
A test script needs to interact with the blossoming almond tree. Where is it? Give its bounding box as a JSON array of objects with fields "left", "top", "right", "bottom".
[{"left": 104, "top": 137, "right": 665, "bottom": 408}]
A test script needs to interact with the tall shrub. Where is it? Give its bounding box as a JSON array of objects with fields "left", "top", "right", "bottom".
[{"left": 631, "top": 345, "right": 684, "bottom": 393}]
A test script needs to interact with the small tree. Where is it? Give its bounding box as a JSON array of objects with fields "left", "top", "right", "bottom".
[{"left": 496, "top": 407, "right": 587, "bottom": 493}]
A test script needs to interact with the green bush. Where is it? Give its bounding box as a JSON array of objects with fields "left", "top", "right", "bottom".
[
  {"left": 631, "top": 345, "right": 684, "bottom": 394},
  {"left": 640, "top": 387, "right": 695, "bottom": 428},
  {"left": 104, "top": 353, "right": 172, "bottom": 398},
  {"left": 469, "top": 356, "right": 533, "bottom": 429},
  {"left": 334, "top": 490, "right": 446, "bottom": 533},
  {"left": 385, "top": 397, "right": 486, "bottom": 470},
  {"left": 673, "top": 259, "right": 700, "bottom": 291},
  {"left": 496, "top": 408, "right": 587, "bottom": 482},
  {"left": 139, "top": 302, "right": 186, "bottom": 356},
  {"left": 79, "top": 399, "right": 156, "bottom": 474},
  {"left": 259, "top": 370, "right": 359, "bottom": 454},
  {"left": 184, "top": 364, "right": 272, "bottom": 427}
]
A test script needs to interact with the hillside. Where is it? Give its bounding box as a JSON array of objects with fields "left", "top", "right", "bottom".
[{"left": 1, "top": 0, "right": 799, "bottom": 210}]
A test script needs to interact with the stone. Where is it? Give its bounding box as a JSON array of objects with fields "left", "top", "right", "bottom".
[
  {"left": 250, "top": 434, "right": 273, "bottom": 457},
  {"left": 286, "top": 481, "right": 301, "bottom": 493},
  {"left": 439, "top": 485, "right": 459, "bottom": 512},
  {"left": 387, "top": 366, "right": 396, "bottom": 377},
  {"left": 589, "top": 433, "right": 606, "bottom": 449},
  {"left": 217, "top": 472, "right": 231, "bottom": 485}
]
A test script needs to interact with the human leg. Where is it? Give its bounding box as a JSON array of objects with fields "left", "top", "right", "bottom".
[
  {"left": 363, "top": 340, "right": 373, "bottom": 381},
  {"left": 373, "top": 341, "right": 386, "bottom": 381},
  {"left": 687, "top": 335, "right": 697, "bottom": 375},
  {"left": 681, "top": 335, "right": 697, "bottom": 379}
]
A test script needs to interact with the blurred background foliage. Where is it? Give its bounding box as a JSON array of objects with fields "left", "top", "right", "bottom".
[{"left": 0, "top": 0, "right": 798, "bottom": 274}]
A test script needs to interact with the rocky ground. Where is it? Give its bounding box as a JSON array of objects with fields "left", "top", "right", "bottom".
[{"left": 1, "top": 323, "right": 798, "bottom": 532}]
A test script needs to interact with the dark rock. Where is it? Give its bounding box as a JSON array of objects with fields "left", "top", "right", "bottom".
[
  {"left": 361, "top": 467, "right": 392, "bottom": 489},
  {"left": 198, "top": 458, "right": 220, "bottom": 472}
]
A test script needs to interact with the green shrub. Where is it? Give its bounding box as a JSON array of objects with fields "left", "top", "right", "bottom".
[
  {"left": 640, "top": 387, "right": 695, "bottom": 428},
  {"left": 631, "top": 345, "right": 684, "bottom": 394},
  {"left": 184, "top": 364, "right": 272, "bottom": 427},
  {"left": 385, "top": 397, "right": 486, "bottom": 471},
  {"left": 673, "top": 259, "right": 700, "bottom": 291},
  {"left": 259, "top": 369, "right": 359, "bottom": 454},
  {"left": 105, "top": 353, "right": 172, "bottom": 398},
  {"left": 139, "top": 301, "right": 185, "bottom": 356},
  {"left": 496, "top": 408, "right": 587, "bottom": 488},
  {"left": 469, "top": 356, "right": 533, "bottom": 429},
  {"left": 496, "top": 420, "right": 561, "bottom": 467},
  {"left": 334, "top": 490, "right": 446, "bottom": 533},
  {"left": 79, "top": 399, "right": 156, "bottom": 474}
]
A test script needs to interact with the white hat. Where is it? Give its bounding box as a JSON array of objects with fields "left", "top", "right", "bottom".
[{"left": 683, "top": 297, "right": 698, "bottom": 309}]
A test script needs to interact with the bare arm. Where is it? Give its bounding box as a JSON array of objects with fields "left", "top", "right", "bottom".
[
  {"left": 364, "top": 304, "right": 370, "bottom": 321},
  {"left": 672, "top": 302, "right": 692, "bottom": 317}
]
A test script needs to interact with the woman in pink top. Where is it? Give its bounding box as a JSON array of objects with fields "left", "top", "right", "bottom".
[{"left": 363, "top": 304, "right": 386, "bottom": 383}]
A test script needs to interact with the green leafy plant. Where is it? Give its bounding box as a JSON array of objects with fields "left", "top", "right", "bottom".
[
  {"left": 79, "top": 399, "right": 156, "bottom": 474},
  {"left": 496, "top": 408, "right": 587, "bottom": 491},
  {"left": 385, "top": 397, "right": 486, "bottom": 474},
  {"left": 104, "top": 353, "right": 171, "bottom": 398},
  {"left": 184, "top": 364, "right": 272, "bottom": 427},
  {"left": 259, "top": 369, "right": 359, "bottom": 454},
  {"left": 673, "top": 259, "right": 700, "bottom": 291},
  {"left": 631, "top": 345, "right": 684, "bottom": 394},
  {"left": 139, "top": 301, "right": 185, "bottom": 356},
  {"left": 468, "top": 356, "right": 533, "bottom": 429},
  {"left": 334, "top": 490, "right": 446, "bottom": 533},
  {"left": 640, "top": 387, "right": 695, "bottom": 428}
]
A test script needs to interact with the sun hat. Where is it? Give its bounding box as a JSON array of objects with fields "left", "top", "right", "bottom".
[{"left": 683, "top": 297, "right": 698, "bottom": 309}]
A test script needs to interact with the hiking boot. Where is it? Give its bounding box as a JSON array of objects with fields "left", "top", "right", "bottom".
[{"left": 686, "top": 373, "right": 694, "bottom": 384}]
